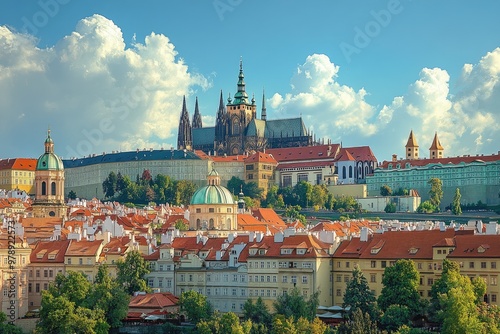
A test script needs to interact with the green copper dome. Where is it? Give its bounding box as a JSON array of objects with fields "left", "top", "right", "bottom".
[
  {"left": 37, "top": 153, "right": 64, "bottom": 171},
  {"left": 37, "top": 129, "right": 64, "bottom": 171},
  {"left": 190, "top": 185, "right": 235, "bottom": 205}
]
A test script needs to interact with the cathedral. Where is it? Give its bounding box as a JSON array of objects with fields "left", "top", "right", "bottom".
[{"left": 177, "top": 60, "right": 314, "bottom": 155}]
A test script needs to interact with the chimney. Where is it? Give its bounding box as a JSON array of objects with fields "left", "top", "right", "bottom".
[
  {"left": 360, "top": 227, "right": 369, "bottom": 242},
  {"left": 392, "top": 154, "right": 397, "bottom": 162}
]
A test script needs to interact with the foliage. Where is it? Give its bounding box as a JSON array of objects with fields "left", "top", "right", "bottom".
[
  {"left": 337, "top": 309, "right": 385, "bottom": 334},
  {"left": 0, "top": 312, "right": 23, "bottom": 334},
  {"left": 244, "top": 196, "right": 261, "bottom": 209},
  {"left": 452, "top": 188, "right": 462, "bottom": 215},
  {"left": 264, "top": 185, "right": 285, "bottom": 209},
  {"left": 393, "top": 187, "right": 409, "bottom": 196},
  {"left": 428, "top": 177, "right": 443, "bottom": 210},
  {"left": 227, "top": 176, "right": 264, "bottom": 199},
  {"left": 179, "top": 290, "right": 213, "bottom": 324},
  {"left": 243, "top": 297, "right": 272, "bottom": 327},
  {"left": 334, "top": 195, "right": 361, "bottom": 213},
  {"left": 67, "top": 190, "right": 77, "bottom": 200},
  {"left": 310, "top": 185, "right": 329, "bottom": 208},
  {"left": 384, "top": 202, "right": 396, "bottom": 213},
  {"left": 196, "top": 312, "right": 247, "bottom": 334},
  {"left": 294, "top": 181, "right": 313, "bottom": 207},
  {"left": 283, "top": 205, "right": 306, "bottom": 224},
  {"left": 378, "top": 259, "right": 421, "bottom": 317},
  {"left": 380, "top": 185, "right": 392, "bottom": 196},
  {"left": 273, "top": 287, "right": 319, "bottom": 322},
  {"left": 102, "top": 171, "right": 117, "bottom": 198},
  {"left": 116, "top": 250, "right": 150, "bottom": 295},
  {"left": 36, "top": 271, "right": 111, "bottom": 334},
  {"left": 380, "top": 305, "right": 411, "bottom": 332},
  {"left": 174, "top": 219, "right": 189, "bottom": 231},
  {"left": 416, "top": 200, "right": 436, "bottom": 213},
  {"left": 342, "top": 267, "right": 378, "bottom": 320}
]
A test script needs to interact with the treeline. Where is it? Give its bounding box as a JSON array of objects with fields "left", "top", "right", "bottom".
[{"left": 102, "top": 170, "right": 197, "bottom": 206}]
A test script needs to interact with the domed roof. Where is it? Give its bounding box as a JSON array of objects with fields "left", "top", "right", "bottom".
[
  {"left": 190, "top": 185, "right": 235, "bottom": 205},
  {"left": 37, "top": 153, "right": 64, "bottom": 171},
  {"left": 37, "top": 129, "right": 64, "bottom": 171}
]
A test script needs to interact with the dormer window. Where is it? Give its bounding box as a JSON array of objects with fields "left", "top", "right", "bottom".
[
  {"left": 297, "top": 249, "right": 306, "bottom": 255},
  {"left": 281, "top": 249, "right": 292, "bottom": 255},
  {"left": 249, "top": 249, "right": 257, "bottom": 256},
  {"left": 259, "top": 249, "right": 266, "bottom": 255},
  {"left": 409, "top": 247, "right": 419, "bottom": 255}
]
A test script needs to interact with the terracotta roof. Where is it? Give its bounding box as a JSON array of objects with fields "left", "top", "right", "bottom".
[
  {"left": 0, "top": 158, "right": 37, "bottom": 171},
  {"left": 66, "top": 239, "right": 103, "bottom": 257},
  {"left": 30, "top": 240, "right": 70, "bottom": 263},
  {"left": 335, "top": 148, "right": 356, "bottom": 162},
  {"left": 276, "top": 160, "right": 334, "bottom": 170},
  {"left": 251, "top": 208, "right": 286, "bottom": 228},
  {"left": 379, "top": 152, "right": 500, "bottom": 169},
  {"left": 345, "top": 146, "right": 377, "bottom": 162},
  {"left": 447, "top": 234, "right": 500, "bottom": 258},
  {"left": 265, "top": 144, "right": 340, "bottom": 163},
  {"left": 129, "top": 292, "right": 179, "bottom": 309},
  {"left": 244, "top": 152, "right": 278, "bottom": 164}
]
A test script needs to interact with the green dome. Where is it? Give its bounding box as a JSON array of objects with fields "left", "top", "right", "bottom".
[
  {"left": 190, "top": 185, "right": 235, "bottom": 205},
  {"left": 37, "top": 153, "right": 64, "bottom": 171}
]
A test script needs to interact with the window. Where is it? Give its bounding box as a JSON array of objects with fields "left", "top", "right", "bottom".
[
  {"left": 79, "top": 258, "right": 83, "bottom": 265},
  {"left": 491, "top": 276, "right": 498, "bottom": 286},
  {"left": 493, "top": 294, "right": 497, "bottom": 303},
  {"left": 282, "top": 276, "right": 288, "bottom": 283},
  {"left": 180, "top": 274, "right": 185, "bottom": 282},
  {"left": 344, "top": 275, "right": 349, "bottom": 282},
  {"left": 302, "top": 276, "right": 308, "bottom": 284},
  {"left": 381, "top": 261, "right": 387, "bottom": 268},
  {"left": 469, "top": 262, "right": 475, "bottom": 269},
  {"left": 336, "top": 275, "right": 342, "bottom": 282},
  {"left": 209, "top": 208, "right": 214, "bottom": 213},
  {"left": 427, "top": 278, "right": 434, "bottom": 286},
  {"left": 28, "top": 283, "right": 32, "bottom": 293},
  {"left": 492, "top": 262, "right": 497, "bottom": 269},
  {"left": 49, "top": 270, "right": 53, "bottom": 278},
  {"left": 291, "top": 276, "right": 297, "bottom": 284},
  {"left": 481, "top": 262, "right": 487, "bottom": 269},
  {"left": 36, "top": 270, "right": 40, "bottom": 278},
  {"left": 336, "top": 289, "right": 341, "bottom": 296},
  {"left": 41, "top": 181, "right": 46, "bottom": 195},
  {"left": 44, "top": 270, "right": 48, "bottom": 278},
  {"left": 51, "top": 182, "right": 56, "bottom": 195},
  {"left": 417, "top": 263, "right": 422, "bottom": 270},
  {"left": 371, "top": 261, "right": 376, "bottom": 268},
  {"left": 36, "top": 283, "right": 40, "bottom": 293},
  {"left": 370, "top": 274, "right": 376, "bottom": 283},
  {"left": 346, "top": 261, "right": 350, "bottom": 268}
]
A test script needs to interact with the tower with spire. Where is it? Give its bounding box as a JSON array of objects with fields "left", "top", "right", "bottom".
[
  {"left": 261, "top": 89, "right": 267, "bottom": 121},
  {"left": 429, "top": 132, "right": 444, "bottom": 159},
  {"left": 177, "top": 96, "right": 193, "bottom": 150},
  {"left": 405, "top": 130, "right": 419, "bottom": 160},
  {"left": 214, "top": 90, "right": 227, "bottom": 155},
  {"left": 32, "top": 129, "right": 67, "bottom": 219},
  {"left": 192, "top": 97, "right": 203, "bottom": 129}
]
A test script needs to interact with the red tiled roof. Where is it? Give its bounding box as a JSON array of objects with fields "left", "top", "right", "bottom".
[
  {"left": 335, "top": 148, "right": 356, "bottom": 162},
  {"left": 66, "top": 239, "right": 103, "bottom": 257},
  {"left": 30, "top": 240, "right": 71, "bottom": 263},
  {"left": 265, "top": 144, "right": 340, "bottom": 163},
  {"left": 447, "top": 234, "right": 500, "bottom": 258},
  {"left": 345, "top": 146, "right": 377, "bottom": 162},
  {"left": 129, "top": 292, "right": 179, "bottom": 309},
  {"left": 244, "top": 152, "right": 278, "bottom": 164},
  {"left": 380, "top": 153, "right": 500, "bottom": 169},
  {"left": 0, "top": 158, "right": 37, "bottom": 171}
]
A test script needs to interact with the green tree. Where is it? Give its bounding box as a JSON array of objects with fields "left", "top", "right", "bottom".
[
  {"left": 179, "top": 290, "right": 212, "bottom": 324},
  {"left": 244, "top": 181, "right": 264, "bottom": 199},
  {"left": 67, "top": 190, "right": 77, "bottom": 200},
  {"left": 384, "top": 202, "right": 396, "bottom": 213},
  {"left": 428, "top": 177, "right": 443, "bottom": 210},
  {"left": 227, "top": 176, "right": 245, "bottom": 195},
  {"left": 380, "top": 305, "right": 411, "bottom": 332},
  {"left": 452, "top": 188, "right": 462, "bottom": 215},
  {"left": 87, "top": 265, "right": 130, "bottom": 328},
  {"left": 342, "top": 267, "right": 378, "bottom": 320},
  {"left": 273, "top": 287, "right": 319, "bottom": 322},
  {"left": 416, "top": 200, "right": 436, "bottom": 214},
  {"left": 48, "top": 271, "right": 92, "bottom": 306},
  {"left": 380, "top": 185, "right": 392, "bottom": 196},
  {"left": 378, "top": 259, "right": 421, "bottom": 317},
  {"left": 264, "top": 185, "right": 285, "bottom": 209},
  {"left": 116, "top": 250, "right": 150, "bottom": 295},
  {"left": 294, "top": 181, "right": 313, "bottom": 208},
  {"left": 173, "top": 180, "right": 197, "bottom": 206},
  {"left": 0, "top": 312, "right": 23, "bottom": 334},
  {"left": 174, "top": 219, "right": 189, "bottom": 231},
  {"left": 337, "top": 309, "right": 384, "bottom": 334},
  {"left": 310, "top": 184, "right": 328, "bottom": 208},
  {"left": 102, "top": 171, "right": 118, "bottom": 198},
  {"left": 429, "top": 259, "right": 460, "bottom": 321},
  {"left": 272, "top": 315, "right": 297, "bottom": 334},
  {"left": 334, "top": 195, "right": 361, "bottom": 213},
  {"left": 243, "top": 297, "right": 272, "bottom": 327},
  {"left": 283, "top": 205, "right": 306, "bottom": 224}
]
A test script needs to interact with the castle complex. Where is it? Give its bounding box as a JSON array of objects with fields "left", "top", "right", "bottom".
[{"left": 177, "top": 60, "right": 314, "bottom": 155}]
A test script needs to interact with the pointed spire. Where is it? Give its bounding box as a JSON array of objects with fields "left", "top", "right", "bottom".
[
  {"left": 177, "top": 95, "right": 192, "bottom": 150},
  {"left": 405, "top": 130, "right": 419, "bottom": 160},
  {"left": 429, "top": 132, "right": 444, "bottom": 150},
  {"left": 232, "top": 58, "right": 248, "bottom": 105},
  {"left": 44, "top": 127, "right": 54, "bottom": 153},
  {"left": 192, "top": 97, "right": 203, "bottom": 129},
  {"left": 261, "top": 89, "right": 267, "bottom": 121},
  {"left": 405, "top": 130, "right": 419, "bottom": 148}
]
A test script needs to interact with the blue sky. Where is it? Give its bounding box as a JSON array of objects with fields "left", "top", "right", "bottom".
[{"left": 1, "top": 0, "right": 499, "bottom": 162}]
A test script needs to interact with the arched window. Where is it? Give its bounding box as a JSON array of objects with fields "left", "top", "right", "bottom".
[
  {"left": 51, "top": 182, "right": 56, "bottom": 195},
  {"left": 226, "top": 218, "right": 231, "bottom": 229},
  {"left": 349, "top": 166, "right": 353, "bottom": 178},
  {"left": 342, "top": 166, "right": 346, "bottom": 179},
  {"left": 365, "top": 166, "right": 369, "bottom": 176},
  {"left": 233, "top": 122, "right": 240, "bottom": 135},
  {"left": 41, "top": 181, "right": 46, "bottom": 195},
  {"left": 209, "top": 218, "right": 214, "bottom": 229},
  {"left": 196, "top": 219, "right": 201, "bottom": 229}
]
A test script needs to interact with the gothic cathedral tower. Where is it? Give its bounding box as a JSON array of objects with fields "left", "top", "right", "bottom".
[
  {"left": 32, "top": 130, "right": 67, "bottom": 219},
  {"left": 225, "top": 59, "right": 257, "bottom": 155},
  {"left": 177, "top": 96, "right": 193, "bottom": 150}
]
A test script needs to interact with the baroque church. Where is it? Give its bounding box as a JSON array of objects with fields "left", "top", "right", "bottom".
[{"left": 177, "top": 60, "right": 315, "bottom": 155}]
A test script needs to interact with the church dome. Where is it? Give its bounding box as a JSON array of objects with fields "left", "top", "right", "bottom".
[
  {"left": 190, "top": 185, "right": 235, "bottom": 205},
  {"left": 36, "top": 130, "right": 64, "bottom": 171}
]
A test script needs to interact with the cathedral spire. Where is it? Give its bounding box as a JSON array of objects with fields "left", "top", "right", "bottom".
[
  {"left": 177, "top": 96, "right": 192, "bottom": 150},
  {"left": 232, "top": 58, "right": 249, "bottom": 105},
  {"left": 192, "top": 97, "right": 203, "bottom": 129},
  {"left": 261, "top": 89, "right": 267, "bottom": 121},
  {"left": 429, "top": 132, "right": 444, "bottom": 159}
]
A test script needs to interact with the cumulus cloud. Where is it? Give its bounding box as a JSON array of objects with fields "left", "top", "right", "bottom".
[
  {"left": 0, "top": 14, "right": 209, "bottom": 158},
  {"left": 270, "top": 50, "right": 500, "bottom": 159},
  {"left": 270, "top": 54, "right": 377, "bottom": 143}
]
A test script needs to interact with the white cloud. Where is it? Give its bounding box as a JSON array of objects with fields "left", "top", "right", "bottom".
[{"left": 0, "top": 14, "right": 209, "bottom": 158}]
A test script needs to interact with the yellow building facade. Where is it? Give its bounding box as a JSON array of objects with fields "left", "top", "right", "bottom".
[{"left": 0, "top": 158, "right": 37, "bottom": 194}]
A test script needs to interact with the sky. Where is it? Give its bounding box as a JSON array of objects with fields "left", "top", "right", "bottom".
[{"left": 1, "top": 0, "right": 499, "bottom": 162}]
